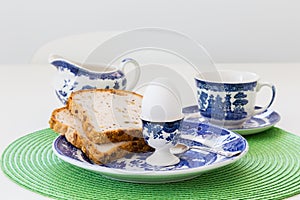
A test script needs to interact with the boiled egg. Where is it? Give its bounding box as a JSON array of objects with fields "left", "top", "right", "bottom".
[{"left": 141, "top": 78, "right": 183, "bottom": 122}]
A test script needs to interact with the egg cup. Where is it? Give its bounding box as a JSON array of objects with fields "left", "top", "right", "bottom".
[{"left": 141, "top": 118, "right": 183, "bottom": 167}]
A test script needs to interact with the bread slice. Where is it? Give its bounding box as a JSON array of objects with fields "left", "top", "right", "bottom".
[
  {"left": 66, "top": 89, "right": 144, "bottom": 144},
  {"left": 49, "top": 107, "right": 152, "bottom": 164}
]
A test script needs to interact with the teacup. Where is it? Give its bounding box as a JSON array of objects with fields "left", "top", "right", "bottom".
[
  {"left": 49, "top": 55, "right": 140, "bottom": 104},
  {"left": 141, "top": 119, "right": 183, "bottom": 167},
  {"left": 195, "top": 70, "right": 276, "bottom": 128}
]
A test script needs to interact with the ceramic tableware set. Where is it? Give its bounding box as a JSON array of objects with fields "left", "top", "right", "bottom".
[
  {"left": 138, "top": 69, "right": 276, "bottom": 167},
  {"left": 49, "top": 55, "right": 140, "bottom": 104},
  {"left": 51, "top": 55, "right": 279, "bottom": 183}
]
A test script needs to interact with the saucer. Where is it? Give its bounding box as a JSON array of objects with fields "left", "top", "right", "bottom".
[
  {"left": 183, "top": 105, "right": 281, "bottom": 135},
  {"left": 53, "top": 121, "right": 248, "bottom": 183}
]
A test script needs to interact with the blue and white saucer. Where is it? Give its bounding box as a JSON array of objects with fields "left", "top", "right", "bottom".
[
  {"left": 53, "top": 121, "right": 248, "bottom": 183},
  {"left": 183, "top": 105, "right": 281, "bottom": 135}
]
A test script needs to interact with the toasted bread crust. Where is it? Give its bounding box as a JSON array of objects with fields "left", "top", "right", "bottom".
[
  {"left": 66, "top": 89, "right": 144, "bottom": 144},
  {"left": 49, "top": 106, "right": 152, "bottom": 164},
  {"left": 49, "top": 107, "right": 85, "bottom": 149},
  {"left": 49, "top": 107, "right": 68, "bottom": 134}
]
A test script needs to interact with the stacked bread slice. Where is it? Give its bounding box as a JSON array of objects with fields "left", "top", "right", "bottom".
[{"left": 49, "top": 89, "right": 153, "bottom": 164}]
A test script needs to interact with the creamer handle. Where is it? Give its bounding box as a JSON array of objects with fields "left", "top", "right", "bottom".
[{"left": 119, "top": 58, "right": 141, "bottom": 91}]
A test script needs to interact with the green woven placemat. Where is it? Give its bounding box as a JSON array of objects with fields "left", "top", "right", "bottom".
[{"left": 1, "top": 128, "right": 300, "bottom": 200}]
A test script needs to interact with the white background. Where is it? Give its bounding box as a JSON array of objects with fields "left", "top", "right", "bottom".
[{"left": 1, "top": 0, "right": 300, "bottom": 64}]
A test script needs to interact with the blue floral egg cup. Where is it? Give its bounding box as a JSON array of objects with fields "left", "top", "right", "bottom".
[{"left": 141, "top": 118, "right": 183, "bottom": 167}]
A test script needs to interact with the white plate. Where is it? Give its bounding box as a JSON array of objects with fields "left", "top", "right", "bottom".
[
  {"left": 52, "top": 121, "right": 248, "bottom": 183},
  {"left": 183, "top": 105, "right": 281, "bottom": 135}
]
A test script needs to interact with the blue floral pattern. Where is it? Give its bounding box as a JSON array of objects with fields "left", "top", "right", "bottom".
[
  {"left": 53, "top": 120, "right": 248, "bottom": 172},
  {"left": 195, "top": 79, "right": 256, "bottom": 121},
  {"left": 51, "top": 59, "right": 126, "bottom": 104},
  {"left": 52, "top": 60, "right": 125, "bottom": 80},
  {"left": 183, "top": 105, "right": 281, "bottom": 134},
  {"left": 142, "top": 119, "right": 182, "bottom": 145},
  {"left": 195, "top": 79, "right": 257, "bottom": 92},
  {"left": 55, "top": 135, "right": 92, "bottom": 164}
]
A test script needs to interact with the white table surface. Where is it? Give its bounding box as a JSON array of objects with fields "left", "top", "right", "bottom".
[{"left": 0, "top": 63, "right": 299, "bottom": 199}]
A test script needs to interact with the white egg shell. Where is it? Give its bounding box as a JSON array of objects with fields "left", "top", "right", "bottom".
[{"left": 141, "top": 78, "right": 183, "bottom": 122}]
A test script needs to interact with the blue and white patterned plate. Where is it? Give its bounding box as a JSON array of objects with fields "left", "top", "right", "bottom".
[
  {"left": 183, "top": 105, "right": 281, "bottom": 135},
  {"left": 52, "top": 121, "right": 248, "bottom": 183}
]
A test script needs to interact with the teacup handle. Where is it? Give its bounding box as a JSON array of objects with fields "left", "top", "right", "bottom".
[
  {"left": 253, "top": 82, "right": 276, "bottom": 115},
  {"left": 119, "top": 58, "right": 141, "bottom": 91}
]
